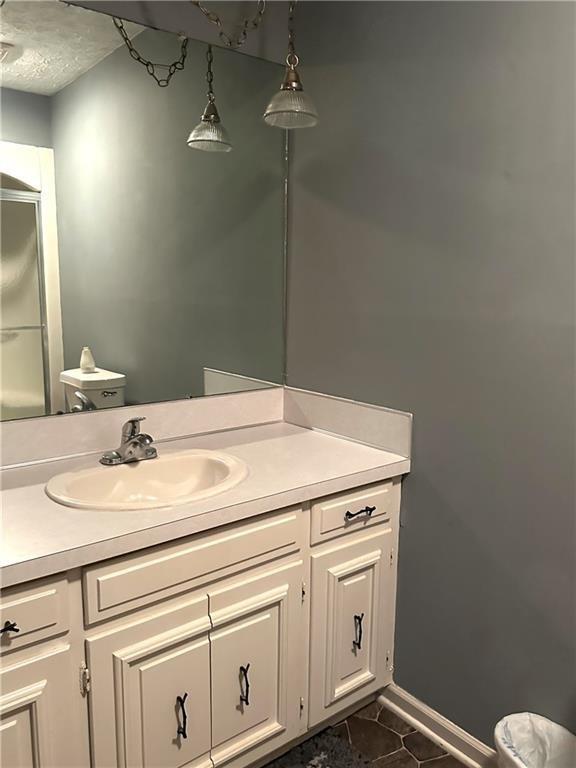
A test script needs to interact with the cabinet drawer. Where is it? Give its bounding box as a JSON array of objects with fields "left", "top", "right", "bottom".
[
  {"left": 310, "top": 480, "right": 400, "bottom": 545},
  {"left": 0, "top": 575, "right": 69, "bottom": 653},
  {"left": 83, "top": 507, "right": 304, "bottom": 625}
]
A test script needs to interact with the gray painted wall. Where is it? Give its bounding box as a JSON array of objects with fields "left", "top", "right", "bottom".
[
  {"left": 288, "top": 1, "right": 575, "bottom": 743},
  {"left": 52, "top": 30, "right": 285, "bottom": 405},
  {"left": 0, "top": 88, "right": 52, "bottom": 147}
]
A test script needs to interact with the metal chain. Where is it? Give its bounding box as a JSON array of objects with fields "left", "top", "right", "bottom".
[
  {"left": 191, "top": 0, "right": 266, "bottom": 50},
  {"left": 288, "top": 0, "right": 295, "bottom": 53},
  {"left": 112, "top": 17, "right": 189, "bottom": 87},
  {"left": 287, "top": 0, "right": 299, "bottom": 68},
  {"left": 206, "top": 44, "right": 215, "bottom": 102}
]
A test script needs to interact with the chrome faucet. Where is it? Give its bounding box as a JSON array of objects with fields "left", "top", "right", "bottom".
[
  {"left": 71, "top": 391, "right": 96, "bottom": 412},
  {"left": 100, "top": 416, "right": 158, "bottom": 466}
]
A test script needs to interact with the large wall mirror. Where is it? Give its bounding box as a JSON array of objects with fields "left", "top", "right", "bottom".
[{"left": 0, "top": 0, "right": 286, "bottom": 421}]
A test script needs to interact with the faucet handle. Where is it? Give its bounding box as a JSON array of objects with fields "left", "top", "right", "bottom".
[{"left": 122, "top": 416, "right": 146, "bottom": 442}]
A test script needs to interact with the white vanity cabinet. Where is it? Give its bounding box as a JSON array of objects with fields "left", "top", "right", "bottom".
[
  {"left": 0, "top": 646, "right": 89, "bottom": 768},
  {"left": 0, "top": 576, "right": 89, "bottom": 768},
  {"left": 86, "top": 594, "right": 213, "bottom": 768},
  {"left": 308, "top": 528, "right": 396, "bottom": 726},
  {"left": 208, "top": 558, "right": 307, "bottom": 768},
  {"left": 0, "top": 477, "right": 403, "bottom": 768},
  {"left": 307, "top": 479, "right": 400, "bottom": 727},
  {"left": 87, "top": 559, "right": 308, "bottom": 768}
]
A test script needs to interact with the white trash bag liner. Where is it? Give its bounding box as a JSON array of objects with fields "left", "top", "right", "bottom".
[{"left": 495, "top": 713, "right": 576, "bottom": 768}]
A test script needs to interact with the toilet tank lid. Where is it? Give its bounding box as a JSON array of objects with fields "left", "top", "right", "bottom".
[{"left": 60, "top": 368, "right": 126, "bottom": 389}]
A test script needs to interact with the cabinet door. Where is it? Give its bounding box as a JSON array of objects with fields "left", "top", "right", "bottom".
[
  {"left": 209, "top": 559, "right": 307, "bottom": 768},
  {"left": 87, "top": 595, "right": 212, "bottom": 768},
  {"left": 0, "top": 707, "right": 36, "bottom": 768},
  {"left": 0, "top": 645, "right": 89, "bottom": 768},
  {"left": 309, "top": 529, "right": 395, "bottom": 727}
]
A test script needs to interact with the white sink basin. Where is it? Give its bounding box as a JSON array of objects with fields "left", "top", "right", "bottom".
[{"left": 45, "top": 449, "right": 249, "bottom": 511}]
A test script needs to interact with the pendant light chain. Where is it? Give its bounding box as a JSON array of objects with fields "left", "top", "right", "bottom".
[
  {"left": 188, "top": 43, "right": 232, "bottom": 151},
  {"left": 206, "top": 44, "right": 215, "bottom": 103},
  {"left": 112, "top": 17, "right": 189, "bottom": 87},
  {"left": 287, "top": 0, "right": 297, "bottom": 65},
  {"left": 191, "top": 0, "right": 266, "bottom": 50}
]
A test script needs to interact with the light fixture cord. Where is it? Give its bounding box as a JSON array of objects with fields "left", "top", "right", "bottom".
[{"left": 206, "top": 44, "right": 215, "bottom": 103}]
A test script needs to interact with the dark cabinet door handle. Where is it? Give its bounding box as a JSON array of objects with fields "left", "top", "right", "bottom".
[
  {"left": 176, "top": 692, "right": 188, "bottom": 739},
  {"left": 353, "top": 613, "right": 365, "bottom": 651},
  {"left": 1, "top": 621, "right": 20, "bottom": 635},
  {"left": 240, "top": 664, "right": 251, "bottom": 706},
  {"left": 345, "top": 505, "right": 376, "bottom": 522}
]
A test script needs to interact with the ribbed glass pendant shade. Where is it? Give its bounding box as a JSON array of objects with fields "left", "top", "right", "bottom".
[
  {"left": 263, "top": 88, "right": 318, "bottom": 129},
  {"left": 263, "top": 49, "right": 318, "bottom": 130},
  {"left": 264, "top": 1, "right": 317, "bottom": 131},
  {"left": 187, "top": 119, "right": 232, "bottom": 152}
]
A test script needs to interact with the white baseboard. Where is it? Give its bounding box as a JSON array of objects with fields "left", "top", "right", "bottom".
[{"left": 378, "top": 685, "right": 497, "bottom": 768}]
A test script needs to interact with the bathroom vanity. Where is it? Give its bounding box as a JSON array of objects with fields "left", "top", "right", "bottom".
[
  {"left": 1, "top": 17, "right": 412, "bottom": 766},
  {"left": 0, "top": 388, "right": 411, "bottom": 768}
]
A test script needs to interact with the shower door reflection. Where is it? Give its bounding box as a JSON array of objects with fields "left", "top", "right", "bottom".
[{"left": 1, "top": 189, "right": 49, "bottom": 420}]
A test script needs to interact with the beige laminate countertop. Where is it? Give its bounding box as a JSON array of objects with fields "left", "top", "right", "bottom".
[{"left": 0, "top": 422, "right": 410, "bottom": 588}]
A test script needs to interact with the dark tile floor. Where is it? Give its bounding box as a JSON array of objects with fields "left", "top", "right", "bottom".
[{"left": 330, "top": 700, "right": 467, "bottom": 768}]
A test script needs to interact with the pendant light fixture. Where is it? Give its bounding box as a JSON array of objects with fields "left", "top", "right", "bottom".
[
  {"left": 187, "top": 45, "right": 232, "bottom": 152},
  {"left": 263, "top": 0, "right": 317, "bottom": 129}
]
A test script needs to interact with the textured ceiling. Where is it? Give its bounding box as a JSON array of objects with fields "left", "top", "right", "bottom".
[{"left": 0, "top": 0, "right": 143, "bottom": 95}]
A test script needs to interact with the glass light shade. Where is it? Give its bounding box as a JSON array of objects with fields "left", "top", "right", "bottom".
[
  {"left": 263, "top": 88, "right": 318, "bottom": 129},
  {"left": 187, "top": 120, "right": 232, "bottom": 152}
]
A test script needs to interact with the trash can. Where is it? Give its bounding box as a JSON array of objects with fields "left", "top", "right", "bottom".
[{"left": 494, "top": 713, "right": 576, "bottom": 768}]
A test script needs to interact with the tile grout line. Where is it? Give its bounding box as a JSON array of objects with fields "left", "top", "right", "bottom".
[
  {"left": 333, "top": 702, "right": 464, "bottom": 768},
  {"left": 371, "top": 746, "right": 406, "bottom": 763}
]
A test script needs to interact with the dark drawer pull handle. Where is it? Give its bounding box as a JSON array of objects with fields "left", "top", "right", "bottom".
[
  {"left": 353, "top": 613, "right": 365, "bottom": 651},
  {"left": 345, "top": 505, "right": 376, "bottom": 522},
  {"left": 240, "top": 663, "right": 251, "bottom": 706},
  {"left": 176, "top": 692, "right": 188, "bottom": 739},
  {"left": 1, "top": 621, "right": 20, "bottom": 635}
]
